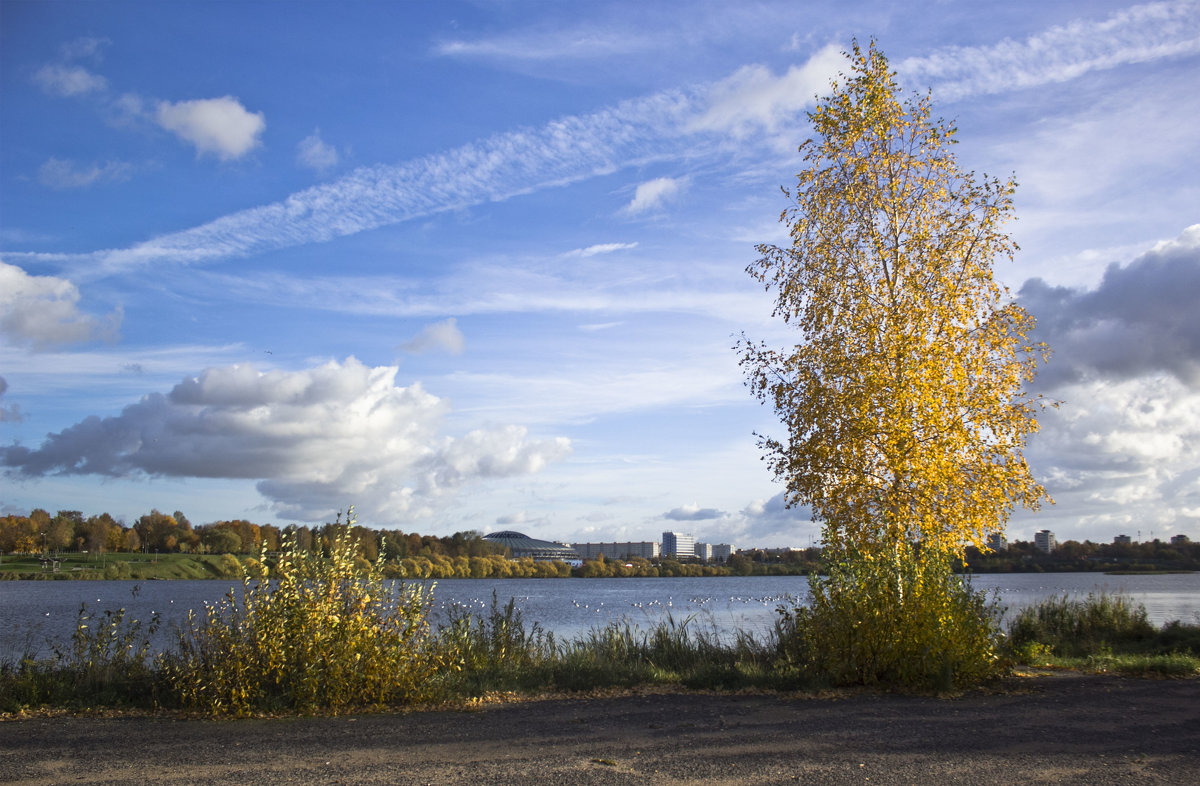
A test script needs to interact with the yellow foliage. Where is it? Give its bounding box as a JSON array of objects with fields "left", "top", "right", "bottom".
[
  {"left": 740, "top": 40, "right": 1050, "bottom": 560},
  {"left": 168, "top": 507, "right": 457, "bottom": 715}
]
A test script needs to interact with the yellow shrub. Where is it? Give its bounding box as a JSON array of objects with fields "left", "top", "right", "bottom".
[{"left": 168, "top": 508, "right": 459, "bottom": 715}]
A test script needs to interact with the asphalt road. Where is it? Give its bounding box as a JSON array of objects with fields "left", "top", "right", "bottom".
[{"left": 2, "top": 673, "right": 1198, "bottom": 784}]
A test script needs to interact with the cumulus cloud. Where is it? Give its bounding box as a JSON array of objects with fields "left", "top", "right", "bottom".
[
  {"left": 688, "top": 44, "right": 844, "bottom": 137},
  {"left": 664, "top": 503, "right": 725, "bottom": 521},
  {"left": 1021, "top": 225, "right": 1200, "bottom": 388},
  {"left": 33, "top": 64, "right": 108, "bottom": 96},
  {"left": 156, "top": 96, "right": 266, "bottom": 160},
  {"left": 401, "top": 318, "right": 465, "bottom": 356},
  {"left": 1018, "top": 373, "right": 1200, "bottom": 539},
  {"left": 622, "top": 177, "right": 686, "bottom": 215},
  {"left": 0, "top": 377, "right": 23, "bottom": 423},
  {"left": 38, "top": 158, "right": 132, "bottom": 189},
  {"left": 0, "top": 261, "right": 122, "bottom": 350},
  {"left": 297, "top": 129, "right": 339, "bottom": 172},
  {"left": 0, "top": 358, "right": 570, "bottom": 523}
]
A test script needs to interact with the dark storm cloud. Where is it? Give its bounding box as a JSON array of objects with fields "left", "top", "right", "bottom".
[{"left": 1020, "top": 227, "right": 1200, "bottom": 388}]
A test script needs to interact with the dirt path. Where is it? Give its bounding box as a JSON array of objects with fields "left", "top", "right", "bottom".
[{"left": 2, "top": 674, "right": 1198, "bottom": 784}]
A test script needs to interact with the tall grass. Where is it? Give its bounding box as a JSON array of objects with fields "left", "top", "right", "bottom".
[
  {"left": 1007, "top": 592, "right": 1200, "bottom": 676},
  {"left": 0, "top": 602, "right": 162, "bottom": 712},
  {"left": 1007, "top": 592, "right": 1156, "bottom": 657}
]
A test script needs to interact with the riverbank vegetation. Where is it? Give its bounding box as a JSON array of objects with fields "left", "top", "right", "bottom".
[{"left": 3, "top": 523, "right": 1196, "bottom": 716}]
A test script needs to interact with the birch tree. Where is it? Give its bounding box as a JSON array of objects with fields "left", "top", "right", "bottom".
[
  {"left": 742, "top": 40, "right": 1049, "bottom": 561},
  {"left": 741, "top": 41, "right": 1050, "bottom": 686}
]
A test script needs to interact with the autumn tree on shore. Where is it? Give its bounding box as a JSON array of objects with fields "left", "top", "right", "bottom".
[{"left": 740, "top": 41, "right": 1050, "bottom": 687}]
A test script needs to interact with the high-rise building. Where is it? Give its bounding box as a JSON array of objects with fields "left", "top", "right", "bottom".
[
  {"left": 662, "top": 531, "right": 696, "bottom": 559},
  {"left": 710, "top": 544, "right": 735, "bottom": 562},
  {"left": 1034, "top": 529, "right": 1056, "bottom": 554}
]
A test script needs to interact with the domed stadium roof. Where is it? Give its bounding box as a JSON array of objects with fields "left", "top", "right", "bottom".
[{"left": 483, "top": 531, "right": 580, "bottom": 562}]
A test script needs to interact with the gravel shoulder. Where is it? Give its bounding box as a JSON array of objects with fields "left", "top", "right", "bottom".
[{"left": 2, "top": 673, "right": 1198, "bottom": 785}]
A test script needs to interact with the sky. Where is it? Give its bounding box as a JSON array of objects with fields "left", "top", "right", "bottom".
[{"left": 1, "top": 0, "right": 1198, "bottom": 548}]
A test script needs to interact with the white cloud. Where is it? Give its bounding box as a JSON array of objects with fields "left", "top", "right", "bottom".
[
  {"left": 401, "top": 318, "right": 465, "bottom": 356},
  {"left": 1018, "top": 373, "right": 1200, "bottom": 540},
  {"left": 436, "top": 28, "right": 650, "bottom": 61},
  {"left": 0, "top": 261, "right": 122, "bottom": 350},
  {"left": 900, "top": 1, "right": 1200, "bottom": 101},
  {"left": 33, "top": 64, "right": 108, "bottom": 96},
  {"left": 622, "top": 177, "right": 686, "bottom": 215},
  {"left": 38, "top": 158, "right": 132, "bottom": 189},
  {"left": 562, "top": 242, "right": 638, "bottom": 258},
  {"left": 59, "top": 36, "right": 109, "bottom": 61},
  {"left": 0, "top": 358, "right": 570, "bottom": 524},
  {"left": 297, "top": 129, "right": 339, "bottom": 172},
  {"left": 155, "top": 96, "right": 266, "bottom": 160},
  {"left": 688, "top": 44, "right": 844, "bottom": 137}
]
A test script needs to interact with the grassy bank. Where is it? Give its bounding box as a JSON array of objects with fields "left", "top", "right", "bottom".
[{"left": 0, "top": 551, "right": 255, "bottom": 580}]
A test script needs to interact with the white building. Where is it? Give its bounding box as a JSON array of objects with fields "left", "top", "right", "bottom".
[
  {"left": 710, "top": 544, "right": 735, "bottom": 562},
  {"left": 662, "top": 531, "right": 696, "bottom": 559},
  {"left": 986, "top": 533, "right": 1007, "bottom": 552},
  {"left": 695, "top": 542, "right": 713, "bottom": 561},
  {"left": 1034, "top": 529, "right": 1056, "bottom": 554},
  {"left": 572, "top": 541, "right": 660, "bottom": 560}
]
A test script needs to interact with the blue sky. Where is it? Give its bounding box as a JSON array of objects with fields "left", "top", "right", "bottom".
[{"left": 2, "top": 0, "right": 1198, "bottom": 548}]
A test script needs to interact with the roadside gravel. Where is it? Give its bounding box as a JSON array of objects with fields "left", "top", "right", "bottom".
[{"left": 2, "top": 673, "right": 1197, "bottom": 785}]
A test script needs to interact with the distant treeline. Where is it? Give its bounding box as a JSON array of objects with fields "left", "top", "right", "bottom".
[
  {"left": 0, "top": 508, "right": 505, "bottom": 563},
  {"left": 3, "top": 509, "right": 1194, "bottom": 576},
  {"left": 960, "top": 538, "right": 1199, "bottom": 573}
]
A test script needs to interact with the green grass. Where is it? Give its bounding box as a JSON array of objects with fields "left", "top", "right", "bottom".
[{"left": 0, "top": 552, "right": 252, "bottom": 580}]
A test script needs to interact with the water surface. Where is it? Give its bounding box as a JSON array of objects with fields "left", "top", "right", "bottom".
[{"left": 2, "top": 572, "right": 1197, "bottom": 659}]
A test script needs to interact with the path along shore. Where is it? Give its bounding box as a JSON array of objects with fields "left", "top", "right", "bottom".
[{"left": 2, "top": 672, "right": 1197, "bottom": 785}]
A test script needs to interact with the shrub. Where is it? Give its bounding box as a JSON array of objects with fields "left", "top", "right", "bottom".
[
  {"left": 779, "top": 547, "right": 1001, "bottom": 690},
  {"left": 166, "top": 508, "right": 458, "bottom": 715}
]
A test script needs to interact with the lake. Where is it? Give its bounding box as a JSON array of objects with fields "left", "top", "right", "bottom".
[{"left": 2, "top": 572, "right": 1198, "bottom": 660}]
